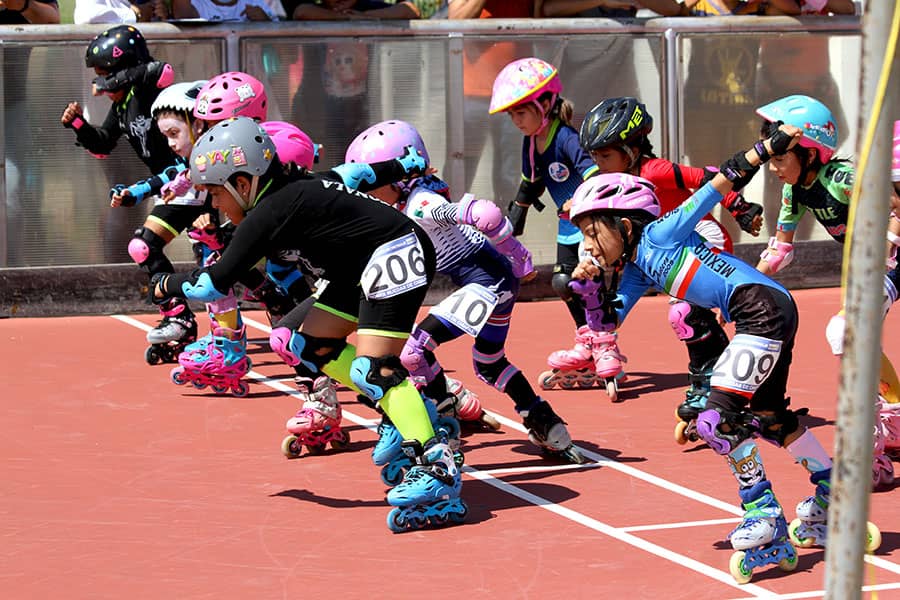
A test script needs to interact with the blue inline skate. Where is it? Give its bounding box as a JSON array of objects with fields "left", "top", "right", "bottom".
[
  {"left": 788, "top": 468, "right": 881, "bottom": 553},
  {"left": 373, "top": 400, "right": 462, "bottom": 486},
  {"left": 386, "top": 436, "right": 468, "bottom": 533},
  {"left": 727, "top": 480, "right": 797, "bottom": 584},
  {"left": 674, "top": 361, "right": 713, "bottom": 445}
]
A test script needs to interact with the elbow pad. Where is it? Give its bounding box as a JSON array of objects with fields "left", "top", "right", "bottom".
[{"left": 759, "top": 237, "right": 794, "bottom": 273}]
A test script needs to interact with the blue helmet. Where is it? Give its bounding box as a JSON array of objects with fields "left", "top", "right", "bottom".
[{"left": 756, "top": 95, "right": 838, "bottom": 162}]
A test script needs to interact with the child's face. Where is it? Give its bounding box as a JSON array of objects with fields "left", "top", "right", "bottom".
[
  {"left": 202, "top": 182, "right": 247, "bottom": 224},
  {"left": 579, "top": 216, "right": 627, "bottom": 269},
  {"left": 93, "top": 67, "right": 126, "bottom": 102},
  {"left": 157, "top": 113, "right": 198, "bottom": 158},
  {"left": 590, "top": 147, "right": 631, "bottom": 174},
  {"left": 767, "top": 151, "right": 804, "bottom": 185},
  {"left": 506, "top": 104, "right": 543, "bottom": 136}
]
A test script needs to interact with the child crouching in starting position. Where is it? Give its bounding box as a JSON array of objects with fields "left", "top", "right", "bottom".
[{"left": 566, "top": 124, "right": 880, "bottom": 584}]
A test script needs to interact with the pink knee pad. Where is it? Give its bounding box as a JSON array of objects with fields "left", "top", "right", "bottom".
[
  {"left": 127, "top": 237, "right": 150, "bottom": 265},
  {"left": 269, "top": 327, "right": 300, "bottom": 366},
  {"left": 668, "top": 301, "right": 694, "bottom": 341}
]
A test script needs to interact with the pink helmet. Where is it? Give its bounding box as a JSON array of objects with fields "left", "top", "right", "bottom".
[
  {"left": 345, "top": 119, "right": 429, "bottom": 165},
  {"left": 892, "top": 120, "right": 899, "bottom": 183},
  {"left": 569, "top": 173, "right": 660, "bottom": 223},
  {"left": 262, "top": 121, "right": 317, "bottom": 170},
  {"left": 193, "top": 71, "right": 268, "bottom": 122},
  {"left": 489, "top": 57, "right": 562, "bottom": 115}
]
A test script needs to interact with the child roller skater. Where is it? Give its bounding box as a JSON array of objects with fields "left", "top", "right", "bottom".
[
  {"left": 343, "top": 119, "right": 584, "bottom": 466},
  {"left": 487, "top": 57, "right": 626, "bottom": 399},
  {"left": 566, "top": 124, "right": 879, "bottom": 583},
  {"left": 61, "top": 25, "right": 203, "bottom": 364}
]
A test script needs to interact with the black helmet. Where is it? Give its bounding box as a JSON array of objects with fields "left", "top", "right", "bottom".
[
  {"left": 579, "top": 97, "right": 653, "bottom": 152},
  {"left": 85, "top": 25, "right": 151, "bottom": 71}
]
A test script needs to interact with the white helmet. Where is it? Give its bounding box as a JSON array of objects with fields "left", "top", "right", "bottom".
[{"left": 151, "top": 80, "right": 207, "bottom": 119}]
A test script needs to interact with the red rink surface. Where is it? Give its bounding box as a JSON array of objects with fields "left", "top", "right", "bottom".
[{"left": 2, "top": 287, "right": 899, "bottom": 599}]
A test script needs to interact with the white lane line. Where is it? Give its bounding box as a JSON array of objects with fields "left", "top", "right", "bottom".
[
  {"left": 728, "top": 581, "right": 900, "bottom": 600},
  {"left": 113, "top": 314, "right": 899, "bottom": 592},
  {"left": 621, "top": 518, "right": 742, "bottom": 532}
]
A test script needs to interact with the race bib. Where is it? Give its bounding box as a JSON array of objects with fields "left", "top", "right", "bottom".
[
  {"left": 361, "top": 232, "right": 428, "bottom": 300},
  {"left": 429, "top": 283, "right": 500, "bottom": 337},
  {"left": 711, "top": 334, "right": 783, "bottom": 395}
]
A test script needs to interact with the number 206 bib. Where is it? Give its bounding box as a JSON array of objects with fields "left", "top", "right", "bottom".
[{"left": 361, "top": 232, "right": 429, "bottom": 301}]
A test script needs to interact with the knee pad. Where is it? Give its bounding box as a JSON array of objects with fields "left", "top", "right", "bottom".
[
  {"left": 269, "top": 327, "right": 345, "bottom": 373},
  {"left": 473, "top": 348, "right": 518, "bottom": 392},
  {"left": 696, "top": 407, "right": 758, "bottom": 455},
  {"left": 551, "top": 272, "right": 574, "bottom": 301},
  {"left": 668, "top": 301, "right": 719, "bottom": 343},
  {"left": 756, "top": 407, "right": 806, "bottom": 447},
  {"left": 129, "top": 226, "right": 171, "bottom": 273},
  {"left": 400, "top": 327, "right": 439, "bottom": 382},
  {"left": 350, "top": 355, "right": 409, "bottom": 402}
]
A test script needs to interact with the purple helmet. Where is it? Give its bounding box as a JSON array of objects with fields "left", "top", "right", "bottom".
[
  {"left": 262, "top": 121, "right": 317, "bottom": 170},
  {"left": 344, "top": 119, "right": 429, "bottom": 165},
  {"left": 193, "top": 72, "right": 268, "bottom": 123},
  {"left": 570, "top": 173, "right": 660, "bottom": 223}
]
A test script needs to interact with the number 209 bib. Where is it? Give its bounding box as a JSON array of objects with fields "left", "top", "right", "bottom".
[{"left": 361, "top": 232, "right": 429, "bottom": 301}]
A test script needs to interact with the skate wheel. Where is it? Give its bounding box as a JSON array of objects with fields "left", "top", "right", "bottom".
[
  {"left": 450, "top": 499, "right": 469, "bottom": 524},
  {"left": 729, "top": 550, "right": 752, "bottom": 585},
  {"left": 306, "top": 443, "right": 326, "bottom": 455},
  {"left": 779, "top": 552, "right": 799, "bottom": 572},
  {"left": 559, "top": 378, "right": 576, "bottom": 390},
  {"left": 281, "top": 435, "right": 301, "bottom": 459},
  {"left": 564, "top": 446, "right": 586, "bottom": 465},
  {"left": 538, "top": 371, "right": 556, "bottom": 391},
  {"left": 170, "top": 367, "right": 186, "bottom": 386},
  {"left": 232, "top": 381, "right": 250, "bottom": 397},
  {"left": 145, "top": 347, "right": 161, "bottom": 365},
  {"left": 788, "top": 518, "right": 814, "bottom": 548},
  {"left": 577, "top": 375, "right": 595, "bottom": 389},
  {"left": 211, "top": 384, "right": 228, "bottom": 394},
  {"left": 481, "top": 411, "right": 502, "bottom": 431},
  {"left": 191, "top": 380, "right": 206, "bottom": 390},
  {"left": 605, "top": 378, "right": 619, "bottom": 402},
  {"left": 674, "top": 421, "right": 690, "bottom": 445},
  {"left": 331, "top": 430, "right": 351, "bottom": 451},
  {"left": 387, "top": 508, "right": 407, "bottom": 533},
  {"left": 866, "top": 521, "right": 882, "bottom": 553}
]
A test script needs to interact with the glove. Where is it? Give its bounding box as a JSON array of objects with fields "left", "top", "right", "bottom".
[
  {"left": 507, "top": 201, "right": 529, "bottom": 237},
  {"left": 729, "top": 194, "right": 763, "bottom": 234},
  {"left": 160, "top": 168, "right": 193, "bottom": 199},
  {"left": 457, "top": 193, "right": 504, "bottom": 236},
  {"left": 569, "top": 278, "right": 615, "bottom": 332},
  {"left": 188, "top": 226, "right": 224, "bottom": 252},
  {"left": 825, "top": 312, "right": 845, "bottom": 356}
]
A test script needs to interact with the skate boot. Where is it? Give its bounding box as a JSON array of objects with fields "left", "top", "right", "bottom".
[
  {"left": 437, "top": 377, "right": 501, "bottom": 431},
  {"left": 281, "top": 375, "right": 350, "bottom": 458},
  {"left": 538, "top": 325, "right": 598, "bottom": 390},
  {"left": 170, "top": 326, "right": 251, "bottom": 396},
  {"left": 145, "top": 298, "right": 197, "bottom": 365},
  {"left": 386, "top": 435, "right": 468, "bottom": 532},
  {"left": 592, "top": 331, "right": 627, "bottom": 402},
  {"left": 727, "top": 480, "right": 797, "bottom": 584},
  {"left": 182, "top": 311, "right": 217, "bottom": 357},
  {"left": 873, "top": 397, "right": 896, "bottom": 489},
  {"left": 519, "top": 399, "right": 585, "bottom": 464},
  {"left": 374, "top": 399, "right": 463, "bottom": 486},
  {"left": 788, "top": 468, "right": 881, "bottom": 552},
  {"left": 674, "top": 361, "right": 714, "bottom": 445}
]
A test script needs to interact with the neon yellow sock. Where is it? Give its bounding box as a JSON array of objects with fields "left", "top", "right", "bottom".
[
  {"left": 322, "top": 345, "right": 434, "bottom": 443},
  {"left": 879, "top": 351, "right": 900, "bottom": 404},
  {"left": 213, "top": 309, "right": 240, "bottom": 330}
]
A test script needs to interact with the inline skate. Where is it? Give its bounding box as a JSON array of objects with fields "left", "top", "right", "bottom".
[
  {"left": 439, "top": 377, "right": 501, "bottom": 431},
  {"left": 873, "top": 396, "right": 900, "bottom": 489},
  {"left": 386, "top": 435, "right": 468, "bottom": 533},
  {"left": 788, "top": 468, "right": 881, "bottom": 552},
  {"left": 373, "top": 399, "right": 462, "bottom": 486},
  {"left": 171, "top": 325, "right": 251, "bottom": 396},
  {"left": 538, "top": 326, "right": 625, "bottom": 401},
  {"left": 281, "top": 375, "right": 350, "bottom": 458},
  {"left": 674, "top": 360, "right": 714, "bottom": 445},
  {"left": 519, "top": 399, "right": 585, "bottom": 464},
  {"left": 727, "top": 480, "right": 797, "bottom": 584},
  {"left": 145, "top": 298, "right": 197, "bottom": 365}
]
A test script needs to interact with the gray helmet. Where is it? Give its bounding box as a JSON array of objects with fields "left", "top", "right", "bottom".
[
  {"left": 190, "top": 116, "right": 276, "bottom": 185},
  {"left": 151, "top": 80, "right": 207, "bottom": 119}
]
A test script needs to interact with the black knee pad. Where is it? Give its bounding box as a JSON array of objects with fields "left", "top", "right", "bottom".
[
  {"left": 128, "top": 226, "right": 173, "bottom": 274},
  {"left": 757, "top": 406, "right": 807, "bottom": 447},
  {"left": 551, "top": 272, "right": 574, "bottom": 301}
]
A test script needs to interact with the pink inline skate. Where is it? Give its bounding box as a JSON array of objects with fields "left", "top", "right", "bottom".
[
  {"left": 171, "top": 326, "right": 251, "bottom": 397},
  {"left": 281, "top": 375, "right": 350, "bottom": 458},
  {"left": 538, "top": 326, "right": 626, "bottom": 401},
  {"left": 443, "top": 377, "right": 501, "bottom": 431},
  {"left": 873, "top": 396, "right": 900, "bottom": 490}
]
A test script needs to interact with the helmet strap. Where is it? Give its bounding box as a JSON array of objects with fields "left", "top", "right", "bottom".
[{"left": 224, "top": 179, "right": 251, "bottom": 212}]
